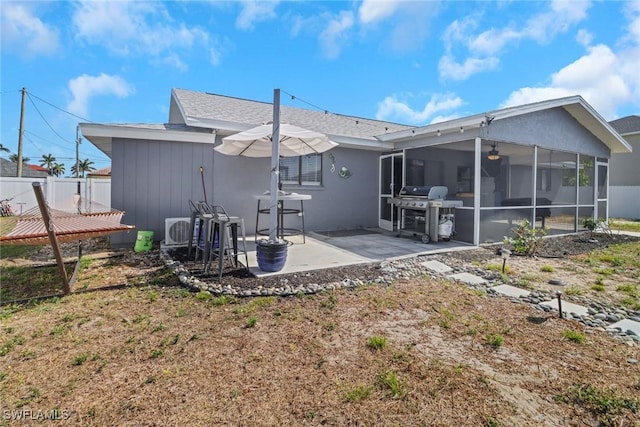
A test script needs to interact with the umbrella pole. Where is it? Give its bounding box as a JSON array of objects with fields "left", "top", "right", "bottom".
[
  {"left": 200, "top": 166, "right": 207, "bottom": 204},
  {"left": 269, "top": 88, "right": 281, "bottom": 242}
]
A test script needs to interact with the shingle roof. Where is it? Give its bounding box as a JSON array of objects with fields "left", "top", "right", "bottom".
[
  {"left": 609, "top": 115, "right": 640, "bottom": 135},
  {"left": 172, "top": 88, "right": 413, "bottom": 140}
]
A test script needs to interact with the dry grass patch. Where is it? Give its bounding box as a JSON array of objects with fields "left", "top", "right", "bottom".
[
  {"left": 2, "top": 237, "right": 640, "bottom": 425},
  {"left": 2, "top": 276, "right": 640, "bottom": 425}
]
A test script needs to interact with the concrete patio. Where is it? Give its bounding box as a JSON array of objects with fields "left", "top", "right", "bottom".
[{"left": 245, "top": 228, "right": 475, "bottom": 277}]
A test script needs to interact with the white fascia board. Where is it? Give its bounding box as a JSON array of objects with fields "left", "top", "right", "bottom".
[
  {"left": 381, "top": 117, "right": 484, "bottom": 143},
  {"left": 380, "top": 96, "right": 587, "bottom": 143},
  {"left": 564, "top": 102, "right": 632, "bottom": 154},
  {"left": 381, "top": 95, "right": 632, "bottom": 154},
  {"left": 80, "top": 123, "right": 216, "bottom": 144},
  {"left": 328, "top": 135, "right": 394, "bottom": 151}
]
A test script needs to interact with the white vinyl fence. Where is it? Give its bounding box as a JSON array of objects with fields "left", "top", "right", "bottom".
[{"left": 0, "top": 177, "right": 111, "bottom": 215}]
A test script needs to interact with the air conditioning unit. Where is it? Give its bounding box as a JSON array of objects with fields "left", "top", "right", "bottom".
[{"left": 164, "top": 217, "right": 193, "bottom": 247}]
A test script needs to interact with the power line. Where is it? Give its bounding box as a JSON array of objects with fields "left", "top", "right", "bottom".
[
  {"left": 27, "top": 92, "right": 92, "bottom": 123},
  {"left": 26, "top": 93, "right": 75, "bottom": 144}
]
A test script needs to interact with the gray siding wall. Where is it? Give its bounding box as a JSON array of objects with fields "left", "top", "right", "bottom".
[
  {"left": 111, "top": 137, "right": 380, "bottom": 244},
  {"left": 609, "top": 134, "right": 638, "bottom": 218},
  {"left": 609, "top": 186, "right": 640, "bottom": 219},
  {"left": 609, "top": 134, "right": 639, "bottom": 186},
  {"left": 111, "top": 138, "right": 216, "bottom": 245},
  {"left": 396, "top": 108, "right": 611, "bottom": 159},
  {"left": 486, "top": 108, "right": 610, "bottom": 158}
]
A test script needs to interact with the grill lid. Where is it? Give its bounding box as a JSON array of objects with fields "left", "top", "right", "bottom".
[{"left": 398, "top": 186, "right": 448, "bottom": 199}]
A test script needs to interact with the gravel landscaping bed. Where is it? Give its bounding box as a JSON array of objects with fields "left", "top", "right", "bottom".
[{"left": 162, "top": 232, "right": 640, "bottom": 344}]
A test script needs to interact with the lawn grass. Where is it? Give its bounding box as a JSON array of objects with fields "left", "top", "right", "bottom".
[{"left": 610, "top": 219, "right": 640, "bottom": 233}]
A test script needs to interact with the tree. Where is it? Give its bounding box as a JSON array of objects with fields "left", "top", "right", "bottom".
[
  {"left": 71, "top": 158, "right": 95, "bottom": 178},
  {"left": 40, "top": 154, "right": 56, "bottom": 176},
  {"left": 51, "top": 163, "right": 65, "bottom": 177},
  {"left": 0, "top": 144, "right": 10, "bottom": 153},
  {"left": 9, "top": 153, "right": 30, "bottom": 164}
]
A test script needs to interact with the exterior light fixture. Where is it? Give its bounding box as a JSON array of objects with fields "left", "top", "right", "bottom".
[{"left": 487, "top": 143, "right": 500, "bottom": 161}]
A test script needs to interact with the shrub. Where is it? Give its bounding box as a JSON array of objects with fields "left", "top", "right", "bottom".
[
  {"left": 503, "top": 220, "right": 547, "bottom": 256},
  {"left": 583, "top": 217, "right": 611, "bottom": 236}
]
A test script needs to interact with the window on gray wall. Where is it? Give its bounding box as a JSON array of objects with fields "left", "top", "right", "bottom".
[{"left": 280, "top": 154, "right": 322, "bottom": 186}]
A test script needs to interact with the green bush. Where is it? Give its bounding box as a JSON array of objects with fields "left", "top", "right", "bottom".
[{"left": 503, "top": 220, "right": 547, "bottom": 256}]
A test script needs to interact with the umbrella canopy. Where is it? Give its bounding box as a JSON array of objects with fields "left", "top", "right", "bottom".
[
  {"left": 216, "top": 123, "right": 337, "bottom": 158},
  {"left": 215, "top": 90, "right": 338, "bottom": 244}
]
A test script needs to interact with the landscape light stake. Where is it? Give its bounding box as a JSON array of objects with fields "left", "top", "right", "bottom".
[
  {"left": 501, "top": 248, "right": 511, "bottom": 274},
  {"left": 556, "top": 291, "right": 563, "bottom": 319}
]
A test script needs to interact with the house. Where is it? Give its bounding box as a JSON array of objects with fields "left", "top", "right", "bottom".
[
  {"left": 609, "top": 115, "right": 640, "bottom": 219},
  {"left": 87, "top": 166, "right": 112, "bottom": 178},
  {"left": 79, "top": 88, "right": 631, "bottom": 246},
  {"left": 0, "top": 158, "right": 49, "bottom": 178}
]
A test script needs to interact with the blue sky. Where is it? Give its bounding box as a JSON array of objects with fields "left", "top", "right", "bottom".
[{"left": 1, "top": 0, "right": 639, "bottom": 173}]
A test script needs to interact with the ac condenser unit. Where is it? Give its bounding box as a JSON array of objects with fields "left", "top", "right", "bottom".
[{"left": 164, "top": 217, "right": 193, "bottom": 247}]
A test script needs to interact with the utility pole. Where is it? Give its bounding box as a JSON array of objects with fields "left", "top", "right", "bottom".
[
  {"left": 17, "top": 87, "right": 26, "bottom": 177},
  {"left": 75, "top": 125, "right": 80, "bottom": 179},
  {"left": 74, "top": 126, "right": 82, "bottom": 213}
]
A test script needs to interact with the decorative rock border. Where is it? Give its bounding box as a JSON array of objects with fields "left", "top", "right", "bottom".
[{"left": 160, "top": 248, "right": 639, "bottom": 345}]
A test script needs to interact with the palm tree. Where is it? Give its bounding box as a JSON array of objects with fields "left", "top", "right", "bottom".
[
  {"left": 0, "top": 144, "right": 10, "bottom": 153},
  {"left": 51, "top": 163, "right": 65, "bottom": 177},
  {"left": 71, "top": 158, "right": 95, "bottom": 178},
  {"left": 9, "top": 153, "right": 30, "bottom": 164},
  {"left": 40, "top": 154, "right": 56, "bottom": 176}
]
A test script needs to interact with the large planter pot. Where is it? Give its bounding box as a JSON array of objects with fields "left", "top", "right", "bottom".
[{"left": 256, "top": 239, "right": 289, "bottom": 272}]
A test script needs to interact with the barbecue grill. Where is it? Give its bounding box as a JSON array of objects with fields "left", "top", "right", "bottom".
[{"left": 389, "top": 186, "right": 462, "bottom": 243}]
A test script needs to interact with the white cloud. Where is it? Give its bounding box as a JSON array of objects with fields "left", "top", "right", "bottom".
[
  {"left": 523, "top": 0, "right": 590, "bottom": 43},
  {"left": 1, "top": 3, "right": 60, "bottom": 58},
  {"left": 358, "top": 0, "right": 401, "bottom": 24},
  {"left": 468, "top": 27, "right": 521, "bottom": 56},
  {"left": 319, "top": 11, "right": 354, "bottom": 59},
  {"left": 625, "top": 0, "right": 640, "bottom": 42},
  {"left": 375, "top": 93, "right": 465, "bottom": 125},
  {"left": 162, "top": 54, "right": 188, "bottom": 72},
  {"left": 575, "top": 29, "right": 593, "bottom": 46},
  {"left": 72, "top": 1, "right": 209, "bottom": 68},
  {"left": 210, "top": 48, "right": 222, "bottom": 67},
  {"left": 440, "top": 1, "right": 591, "bottom": 81},
  {"left": 357, "top": 1, "right": 439, "bottom": 52},
  {"left": 438, "top": 54, "right": 499, "bottom": 81},
  {"left": 235, "top": 0, "right": 279, "bottom": 30},
  {"left": 501, "top": 44, "right": 633, "bottom": 119},
  {"left": 67, "top": 73, "right": 134, "bottom": 118}
]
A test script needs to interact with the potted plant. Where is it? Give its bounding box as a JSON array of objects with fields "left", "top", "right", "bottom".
[{"left": 256, "top": 238, "right": 290, "bottom": 272}]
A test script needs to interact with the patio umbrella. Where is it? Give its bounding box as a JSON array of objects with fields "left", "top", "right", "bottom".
[
  {"left": 215, "top": 89, "right": 337, "bottom": 242},
  {"left": 215, "top": 123, "right": 337, "bottom": 157}
]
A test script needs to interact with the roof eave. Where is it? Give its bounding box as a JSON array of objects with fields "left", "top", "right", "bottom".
[
  {"left": 80, "top": 123, "right": 217, "bottom": 158},
  {"left": 381, "top": 95, "right": 632, "bottom": 154}
]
